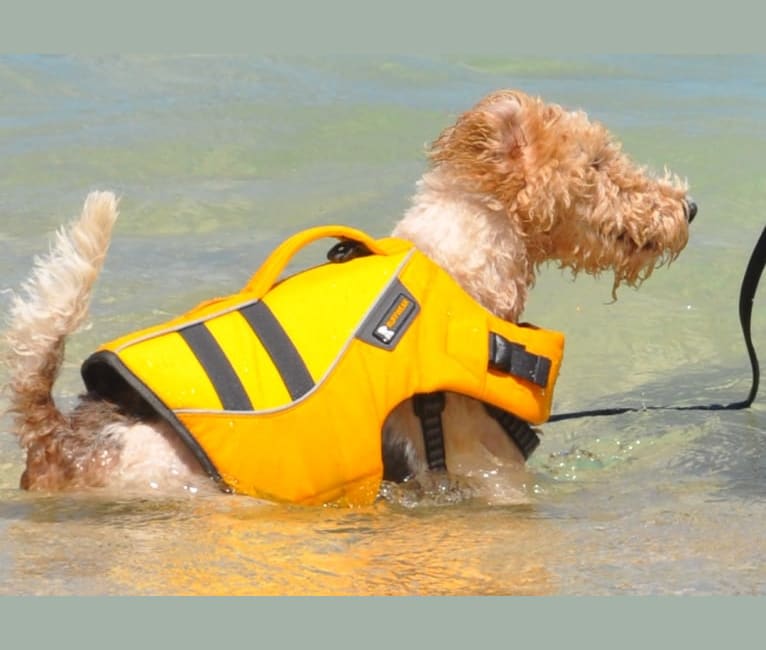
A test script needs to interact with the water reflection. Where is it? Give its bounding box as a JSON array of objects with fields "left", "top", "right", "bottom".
[{"left": 0, "top": 491, "right": 556, "bottom": 595}]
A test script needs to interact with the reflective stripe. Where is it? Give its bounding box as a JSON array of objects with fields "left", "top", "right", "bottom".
[
  {"left": 240, "top": 301, "right": 314, "bottom": 400},
  {"left": 179, "top": 323, "right": 253, "bottom": 411}
]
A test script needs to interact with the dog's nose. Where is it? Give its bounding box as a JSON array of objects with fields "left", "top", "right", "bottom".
[{"left": 685, "top": 198, "right": 697, "bottom": 223}]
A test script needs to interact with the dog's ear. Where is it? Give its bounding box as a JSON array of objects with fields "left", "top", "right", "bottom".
[
  {"left": 429, "top": 93, "right": 527, "bottom": 167},
  {"left": 428, "top": 92, "right": 527, "bottom": 199},
  {"left": 480, "top": 93, "right": 528, "bottom": 159}
]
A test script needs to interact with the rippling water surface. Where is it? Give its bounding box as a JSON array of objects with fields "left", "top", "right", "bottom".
[{"left": 0, "top": 55, "right": 764, "bottom": 595}]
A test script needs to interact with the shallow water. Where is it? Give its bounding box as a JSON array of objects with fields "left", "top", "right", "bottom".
[{"left": 0, "top": 55, "right": 764, "bottom": 595}]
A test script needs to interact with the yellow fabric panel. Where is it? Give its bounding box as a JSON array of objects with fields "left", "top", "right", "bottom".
[
  {"left": 262, "top": 251, "right": 409, "bottom": 382},
  {"left": 118, "top": 331, "right": 223, "bottom": 410},
  {"left": 395, "top": 251, "right": 564, "bottom": 424},
  {"left": 179, "top": 340, "right": 386, "bottom": 505},
  {"left": 105, "top": 293, "right": 251, "bottom": 354},
  {"left": 203, "top": 309, "right": 291, "bottom": 409}
]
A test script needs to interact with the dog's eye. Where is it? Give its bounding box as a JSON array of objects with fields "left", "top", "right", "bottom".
[{"left": 590, "top": 157, "right": 603, "bottom": 171}]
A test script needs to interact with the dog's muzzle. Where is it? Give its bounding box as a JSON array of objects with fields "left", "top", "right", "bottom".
[{"left": 684, "top": 198, "right": 698, "bottom": 223}]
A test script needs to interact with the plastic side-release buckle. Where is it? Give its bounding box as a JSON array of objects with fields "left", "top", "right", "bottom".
[{"left": 489, "top": 333, "right": 551, "bottom": 387}]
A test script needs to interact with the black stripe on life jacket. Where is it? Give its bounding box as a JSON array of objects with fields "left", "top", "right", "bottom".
[
  {"left": 179, "top": 322, "right": 253, "bottom": 411},
  {"left": 239, "top": 301, "right": 315, "bottom": 401},
  {"left": 180, "top": 301, "right": 316, "bottom": 407}
]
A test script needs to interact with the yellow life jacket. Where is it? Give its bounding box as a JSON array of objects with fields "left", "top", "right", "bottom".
[{"left": 81, "top": 226, "right": 565, "bottom": 506}]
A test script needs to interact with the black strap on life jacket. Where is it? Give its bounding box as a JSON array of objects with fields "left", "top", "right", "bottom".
[
  {"left": 413, "top": 392, "right": 447, "bottom": 470},
  {"left": 483, "top": 403, "right": 540, "bottom": 459},
  {"left": 549, "top": 224, "right": 765, "bottom": 422},
  {"left": 413, "top": 393, "right": 542, "bottom": 469},
  {"left": 412, "top": 333, "right": 553, "bottom": 469}
]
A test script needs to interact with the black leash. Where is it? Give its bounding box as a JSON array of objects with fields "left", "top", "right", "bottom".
[{"left": 548, "top": 224, "right": 766, "bottom": 423}]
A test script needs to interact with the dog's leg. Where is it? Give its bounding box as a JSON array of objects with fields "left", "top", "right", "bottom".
[{"left": 384, "top": 394, "right": 527, "bottom": 475}]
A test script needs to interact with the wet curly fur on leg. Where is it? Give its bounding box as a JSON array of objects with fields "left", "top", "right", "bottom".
[{"left": 2, "top": 90, "right": 694, "bottom": 501}]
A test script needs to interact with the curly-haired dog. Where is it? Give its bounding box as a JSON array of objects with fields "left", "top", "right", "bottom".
[{"left": 2, "top": 89, "right": 695, "bottom": 501}]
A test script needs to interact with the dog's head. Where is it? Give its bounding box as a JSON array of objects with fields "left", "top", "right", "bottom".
[{"left": 428, "top": 89, "right": 695, "bottom": 295}]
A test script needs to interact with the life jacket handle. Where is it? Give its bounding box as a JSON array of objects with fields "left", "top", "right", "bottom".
[{"left": 242, "top": 225, "right": 412, "bottom": 298}]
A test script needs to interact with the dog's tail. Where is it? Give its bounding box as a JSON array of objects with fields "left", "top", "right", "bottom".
[{"left": 2, "top": 192, "right": 118, "bottom": 451}]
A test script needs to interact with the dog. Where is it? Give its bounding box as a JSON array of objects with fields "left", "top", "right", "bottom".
[{"left": 1, "top": 89, "right": 695, "bottom": 502}]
